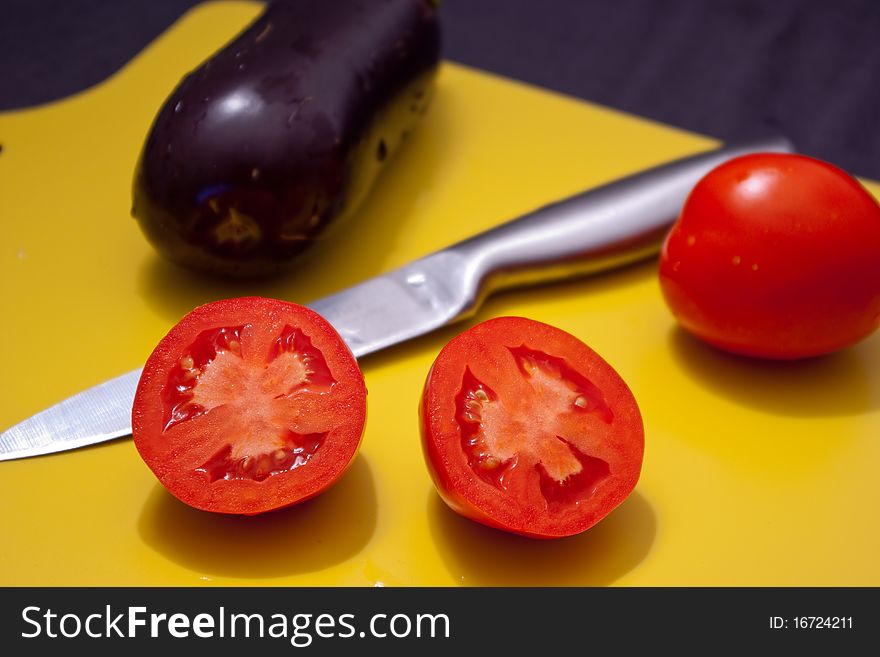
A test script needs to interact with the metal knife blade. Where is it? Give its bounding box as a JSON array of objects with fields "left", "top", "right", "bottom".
[
  {"left": 0, "top": 137, "right": 794, "bottom": 460},
  {"left": 0, "top": 370, "right": 141, "bottom": 461}
]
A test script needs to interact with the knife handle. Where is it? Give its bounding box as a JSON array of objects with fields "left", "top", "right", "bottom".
[{"left": 449, "top": 137, "right": 795, "bottom": 308}]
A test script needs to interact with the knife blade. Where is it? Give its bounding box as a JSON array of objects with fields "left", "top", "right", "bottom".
[{"left": 0, "top": 137, "right": 793, "bottom": 461}]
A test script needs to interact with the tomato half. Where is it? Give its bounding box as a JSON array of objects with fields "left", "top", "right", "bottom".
[
  {"left": 420, "top": 317, "right": 644, "bottom": 539},
  {"left": 659, "top": 153, "right": 880, "bottom": 359},
  {"left": 132, "top": 297, "right": 366, "bottom": 515}
]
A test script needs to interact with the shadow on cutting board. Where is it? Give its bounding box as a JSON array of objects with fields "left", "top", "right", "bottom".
[
  {"left": 668, "top": 327, "right": 879, "bottom": 417},
  {"left": 136, "top": 455, "right": 376, "bottom": 578},
  {"left": 428, "top": 490, "right": 656, "bottom": 586}
]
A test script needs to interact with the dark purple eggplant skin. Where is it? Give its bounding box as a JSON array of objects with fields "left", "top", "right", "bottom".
[{"left": 132, "top": 0, "right": 441, "bottom": 278}]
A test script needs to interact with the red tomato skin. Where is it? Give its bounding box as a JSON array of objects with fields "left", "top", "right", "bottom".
[
  {"left": 420, "top": 317, "right": 644, "bottom": 539},
  {"left": 132, "top": 297, "right": 366, "bottom": 515},
  {"left": 659, "top": 153, "right": 880, "bottom": 359}
]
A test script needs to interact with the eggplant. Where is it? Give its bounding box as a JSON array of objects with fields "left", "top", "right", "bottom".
[{"left": 132, "top": 0, "right": 441, "bottom": 277}]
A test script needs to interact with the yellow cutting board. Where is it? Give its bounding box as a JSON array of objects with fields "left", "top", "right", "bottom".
[{"left": 2, "top": 1, "right": 879, "bottom": 586}]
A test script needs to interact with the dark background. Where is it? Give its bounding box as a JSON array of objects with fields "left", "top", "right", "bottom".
[{"left": 1, "top": 0, "right": 878, "bottom": 179}]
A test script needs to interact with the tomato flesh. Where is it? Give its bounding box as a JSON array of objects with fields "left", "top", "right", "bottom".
[
  {"left": 162, "top": 322, "right": 335, "bottom": 481},
  {"left": 133, "top": 297, "right": 366, "bottom": 515},
  {"left": 421, "top": 317, "right": 644, "bottom": 539}
]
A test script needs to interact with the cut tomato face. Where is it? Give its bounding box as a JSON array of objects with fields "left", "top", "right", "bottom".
[
  {"left": 132, "top": 297, "right": 366, "bottom": 515},
  {"left": 420, "top": 317, "right": 644, "bottom": 539}
]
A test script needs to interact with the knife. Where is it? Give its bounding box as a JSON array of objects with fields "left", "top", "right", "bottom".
[{"left": 0, "top": 137, "right": 793, "bottom": 461}]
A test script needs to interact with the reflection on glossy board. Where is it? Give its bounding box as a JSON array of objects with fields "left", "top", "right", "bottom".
[{"left": 1, "top": 1, "right": 879, "bottom": 586}]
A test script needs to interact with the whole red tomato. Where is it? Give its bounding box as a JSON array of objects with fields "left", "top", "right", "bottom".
[{"left": 659, "top": 153, "right": 880, "bottom": 359}]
